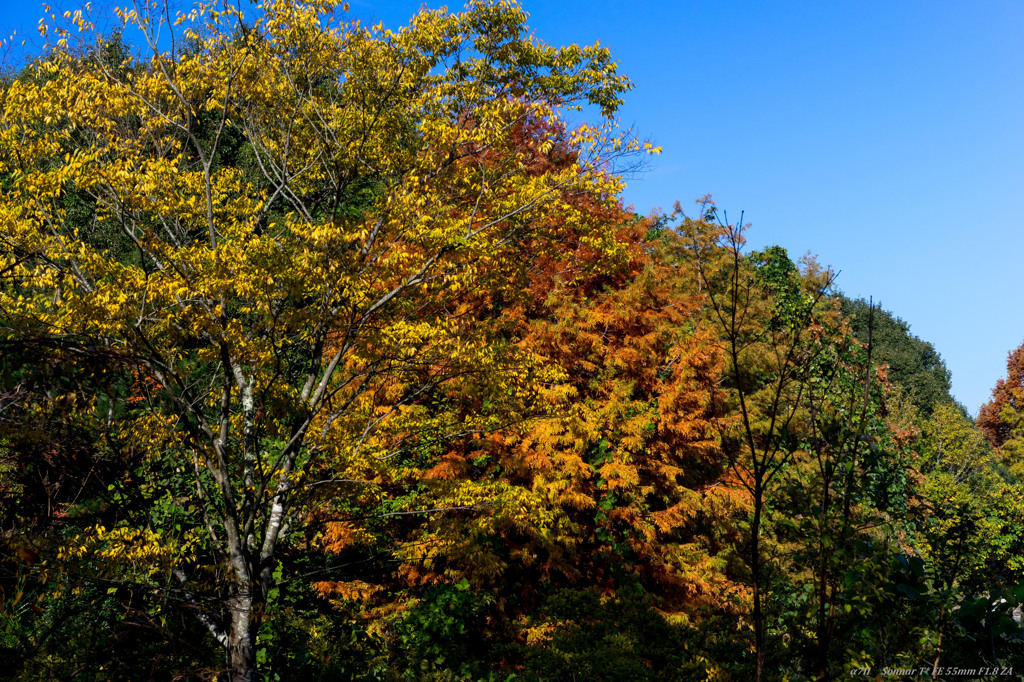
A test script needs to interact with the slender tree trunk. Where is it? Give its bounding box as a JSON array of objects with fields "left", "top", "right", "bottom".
[
  {"left": 814, "top": 476, "right": 832, "bottom": 680},
  {"left": 931, "top": 604, "right": 946, "bottom": 677},
  {"left": 752, "top": 489, "right": 765, "bottom": 682},
  {"left": 814, "top": 615, "right": 830, "bottom": 680}
]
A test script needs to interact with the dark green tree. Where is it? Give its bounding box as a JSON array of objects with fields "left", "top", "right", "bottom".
[{"left": 839, "top": 297, "right": 954, "bottom": 416}]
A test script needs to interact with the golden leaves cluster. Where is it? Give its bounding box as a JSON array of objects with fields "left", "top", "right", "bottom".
[{"left": 1, "top": 0, "right": 645, "bottom": 589}]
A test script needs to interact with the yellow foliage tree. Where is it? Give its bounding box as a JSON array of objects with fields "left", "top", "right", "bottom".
[{"left": 0, "top": 1, "right": 640, "bottom": 677}]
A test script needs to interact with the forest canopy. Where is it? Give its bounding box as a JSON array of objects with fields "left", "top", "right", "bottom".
[{"left": 1, "top": 2, "right": 1022, "bottom": 681}]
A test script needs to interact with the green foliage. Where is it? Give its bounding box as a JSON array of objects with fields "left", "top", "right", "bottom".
[
  {"left": 515, "top": 586, "right": 716, "bottom": 682},
  {"left": 840, "top": 296, "right": 954, "bottom": 416},
  {"left": 0, "top": 577, "right": 217, "bottom": 681},
  {"left": 749, "top": 245, "right": 813, "bottom": 330},
  {"left": 387, "top": 581, "right": 499, "bottom": 682}
]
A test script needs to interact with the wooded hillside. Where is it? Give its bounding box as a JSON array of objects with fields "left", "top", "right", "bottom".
[{"left": 1, "top": 2, "right": 1022, "bottom": 680}]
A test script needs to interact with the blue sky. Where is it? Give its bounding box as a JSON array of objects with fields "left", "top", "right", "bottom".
[{"left": 4, "top": 0, "right": 1022, "bottom": 413}]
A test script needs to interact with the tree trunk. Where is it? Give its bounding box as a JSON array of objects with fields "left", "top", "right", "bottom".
[
  {"left": 224, "top": 505, "right": 259, "bottom": 682},
  {"left": 228, "top": 586, "right": 258, "bottom": 682},
  {"left": 814, "top": 612, "right": 831, "bottom": 680},
  {"left": 752, "top": 490, "right": 765, "bottom": 682},
  {"left": 931, "top": 604, "right": 946, "bottom": 678},
  {"left": 814, "top": 477, "right": 832, "bottom": 680}
]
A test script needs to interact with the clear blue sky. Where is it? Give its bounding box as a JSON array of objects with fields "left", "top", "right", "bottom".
[{"left": 4, "top": 0, "right": 1022, "bottom": 414}]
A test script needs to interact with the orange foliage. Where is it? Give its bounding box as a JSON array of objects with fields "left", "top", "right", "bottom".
[
  {"left": 395, "top": 202, "right": 752, "bottom": 618},
  {"left": 306, "top": 118, "right": 748, "bottom": 636},
  {"left": 978, "top": 341, "right": 1024, "bottom": 448}
]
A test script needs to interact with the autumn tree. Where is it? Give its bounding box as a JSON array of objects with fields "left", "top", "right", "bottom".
[
  {"left": 677, "top": 203, "right": 841, "bottom": 682},
  {"left": 0, "top": 1, "right": 643, "bottom": 678},
  {"left": 296, "top": 122, "right": 749, "bottom": 678},
  {"left": 978, "top": 340, "right": 1024, "bottom": 469},
  {"left": 494, "top": 219, "right": 746, "bottom": 679}
]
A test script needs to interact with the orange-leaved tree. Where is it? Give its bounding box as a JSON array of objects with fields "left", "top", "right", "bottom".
[
  {"left": 310, "top": 183, "right": 750, "bottom": 676},
  {"left": 978, "top": 340, "right": 1024, "bottom": 473}
]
